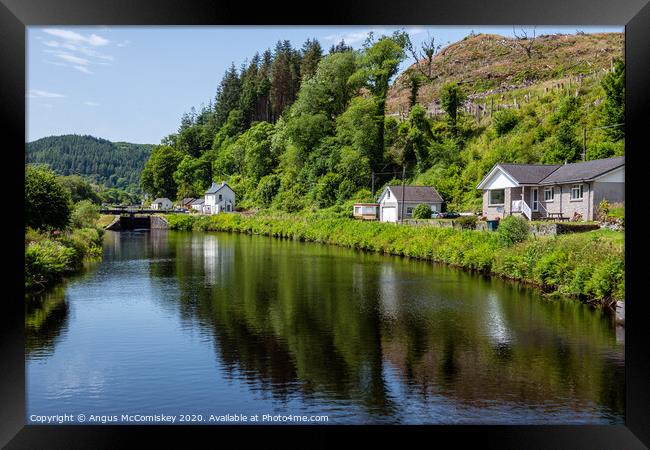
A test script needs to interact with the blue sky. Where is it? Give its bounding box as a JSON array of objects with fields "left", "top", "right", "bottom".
[{"left": 27, "top": 25, "right": 623, "bottom": 144}]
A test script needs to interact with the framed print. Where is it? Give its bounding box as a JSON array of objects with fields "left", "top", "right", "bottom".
[{"left": 2, "top": 0, "right": 649, "bottom": 447}]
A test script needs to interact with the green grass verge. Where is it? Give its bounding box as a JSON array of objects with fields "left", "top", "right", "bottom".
[{"left": 166, "top": 212, "right": 624, "bottom": 306}]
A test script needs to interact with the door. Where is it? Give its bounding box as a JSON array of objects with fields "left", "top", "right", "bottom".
[
  {"left": 531, "top": 188, "right": 538, "bottom": 212},
  {"left": 382, "top": 207, "right": 397, "bottom": 222}
]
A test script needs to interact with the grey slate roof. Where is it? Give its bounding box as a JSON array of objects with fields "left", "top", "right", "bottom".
[
  {"left": 206, "top": 181, "right": 231, "bottom": 194},
  {"left": 386, "top": 185, "right": 444, "bottom": 203},
  {"left": 538, "top": 156, "right": 624, "bottom": 184},
  {"left": 180, "top": 197, "right": 195, "bottom": 205},
  {"left": 190, "top": 198, "right": 204, "bottom": 205},
  {"left": 492, "top": 156, "right": 624, "bottom": 186},
  {"left": 152, "top": 198, "right": 171, "bottom": 203},
  {"left": 499, "top": 164, "right": 562, "bottom": 184}
]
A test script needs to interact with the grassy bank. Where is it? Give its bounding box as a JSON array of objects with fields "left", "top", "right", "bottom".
[
  {"left": 25, "top": 226, "right": 104, "bottom": 293},
  {"left": 167, "top": 212, "right": 624, "bottom": 307}
]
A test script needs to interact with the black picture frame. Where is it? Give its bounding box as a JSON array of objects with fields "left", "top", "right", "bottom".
[{"left": 2, "top": 0, "right": 649, "bottom": 447}]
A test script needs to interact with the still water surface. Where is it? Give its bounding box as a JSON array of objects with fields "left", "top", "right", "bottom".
[{"left": 27, "top": 230, "right": 624, "bottom": 424}]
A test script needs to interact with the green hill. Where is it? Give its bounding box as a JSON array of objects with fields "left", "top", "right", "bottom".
[
  {"left": 26, "top": 135, "right": 153, "bottom": 193},
  {"left": 130, "top": 31, "right": 626, "bottom": 212}
]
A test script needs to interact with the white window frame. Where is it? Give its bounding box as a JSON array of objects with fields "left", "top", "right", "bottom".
[
  {"left": 531, "top": 188, "right": 539, "bottom": 212},
  {"left": 571, "top": 184, "right": 584, "bottom": 201},
  {"left": 544, "top": 187, "right": 554, "bottom": 202},
  {"left": 488, "top": 189, "right": 505, "bottom": 206},
  {"left": 354, "top": 206, "right": 362, "bottom": 215}
]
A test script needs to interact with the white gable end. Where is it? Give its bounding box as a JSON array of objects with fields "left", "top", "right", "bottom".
[
  {"left": 594, "top": 166, "right": 624, "bottom": 183},
  {"left": 481, "top": 169, "right": 518, "bottom": 190}
]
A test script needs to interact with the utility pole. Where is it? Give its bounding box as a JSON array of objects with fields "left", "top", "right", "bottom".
[
  {"left": 400, "top": 165, "right": 406, "bottom": 224},
  {"left": 582, "top": 127, "right": 587, "bottom": 161},
  {"left": 371, "top": 172, "right": 375, "bottom": 200}
]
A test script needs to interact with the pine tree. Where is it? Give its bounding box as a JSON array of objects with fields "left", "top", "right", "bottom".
[
  {"left": 300, "top": 38, "right": 323, "bottom": 81},
  {"left": 214, "top": 63, "right": 242, "bottom": 128},
  {"left": 270, "top": 41, "right": 301, "bottom": 122}
]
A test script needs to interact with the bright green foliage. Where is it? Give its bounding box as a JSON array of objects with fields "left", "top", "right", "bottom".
[
  {"left": 242, "top": 122, "right": 277, "bottom": 181},
  {"left": 300, "top": 38, "right": 323, "bottom": 81},
  {"left": 412, "top": 203, "right": 432, "bottom": 219},
  {"left": 600, "top": 59, "right": 625, "bottom": 141},
  {"left": 58, "top": 175, "right": 102, "bottom": 204},
  {"left": 440, "top": 82, "right": 467, "bottom": 132},
  {"left": 140, "top": 145, "right": 184, "bottom": 199},
  {"left": 348, "top": 32, "right": 408, "bottom": 170},
  {"left": 214, "top": 64, "right": 242, "bottom": 128},
  {"left": 173, "top": 155, "right": 212, "bottom": 199},
  {"left": 70, "top": 200, "right": 100, "bottom": 229},
  {"left": 493, "top": 109, "right": 520, "bottom": 136},
  {"left": 312, "top": 172, "right": 342, "bottom": 208},
  {"left": 25, "top": 165, "right": 73, "bottom": 231},
  {"left": 256, "top": 174, "right": 281, "bottom": 207},
  {"left": 456, "top": 215, "right": 478, "bottom": 229},
  {"left": 496, "top": 215, "right": 530, "bottom": 246}
]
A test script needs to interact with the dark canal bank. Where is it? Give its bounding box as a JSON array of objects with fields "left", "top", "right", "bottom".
[{"left": 26, "top": 230, "right": 625, "bottom": 424}]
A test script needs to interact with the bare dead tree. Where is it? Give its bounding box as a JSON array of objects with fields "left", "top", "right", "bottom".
[
  {"left": 512, "top": 26, "right": 537, "bottom": 59},
  {"left": 405, "top": 33, "right": 442, "bottom": 81}
]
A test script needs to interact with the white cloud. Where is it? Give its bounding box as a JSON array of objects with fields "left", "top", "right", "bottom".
[
  {"left": 42, "top": 28, "right": 109, "bottom": 46},
  {"left": 117, "top": 39, "right": 131, "bottom": 48},
  {"left": 40, "top": 28, "right": 115, "bottom": 75},
  {"left": 74, "top": 65, "right": 93, "bottom": 74},
  {"left": 55, "top": 52, "right": 90, "bottom": 65},
  {"left": 83, "top": 101, "right": 101, "bottom": 106},
  {"left": 27, "top": 89, "right": 66, "bottom": 98}
]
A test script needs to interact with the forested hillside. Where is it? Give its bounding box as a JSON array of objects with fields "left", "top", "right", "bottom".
[
  {"left": 26, "top": 135, "right": 152, "bottom": 194},
  {"left": 139, "top": 31, "right": 624, "bottom": 212}
]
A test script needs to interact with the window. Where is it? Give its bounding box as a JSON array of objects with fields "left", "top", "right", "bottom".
[
  {"left": 489, "top": 189, "right": 505, "bottom": 205},
  {"left": 386, "top": 190, "right": 391, "bottom": 199},
  {"left": 406, "top": 207, "right": 413, "bottom": 215},
  {"left": 544, "top": 187, "right": 554, "bottom": 202},
  {"left": 354, "top": 206, "right": 362, "bottom": 215},
  {"left": 571, "top": 184, "right": 583, "bottom": 200},
  {"left": 219, "top": 194, "right": 223, "bottom": 201}
]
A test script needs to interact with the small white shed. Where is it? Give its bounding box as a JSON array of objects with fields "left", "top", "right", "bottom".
[
  {"left": 151, "top": 197, "right": 173, "bottom": 210},
  {"left": 377, "top": 185, "right": 444, "bottom": 222}
]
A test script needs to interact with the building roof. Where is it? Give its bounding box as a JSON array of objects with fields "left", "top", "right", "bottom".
[
  {"left": 498, "top": 164, "right": 562, "bottom": 184},
  {"left": 180, "top": 197, "right": 195, "bottom": 205},
  {"left": 384, "top": 185, "right": 444, "bottom": 203},
  {"left": 152, "top": 198, "right": 171, "bottom": 203},
  {"left": 478, "top": 156, "right": 625, "bottom": 188},
  {"left": 538, "top": 156, "right": 625, "bottom": 184},
  {"left": 205, "top": 181, "right": 230, "bottom": 194},
  {"left": 190, "top": 198, "right": 204, "bottom": 205}
]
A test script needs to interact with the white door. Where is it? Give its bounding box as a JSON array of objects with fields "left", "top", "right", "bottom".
[
  {"left": 382, "top": 207, "right": 397, "bottom": 222},
  {"left": 531, "top": 188, "right": 538, "bottom": 212}
]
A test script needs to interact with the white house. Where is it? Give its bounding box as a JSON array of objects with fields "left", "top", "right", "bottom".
[
  {"left": 377, "top": 185, "right": 444, "bottom": 222},
  {"left": 203, "top": 181, "right": 235, "bottom": 214},
  {"left": 190, "top": 198, "right": 204, "bottom": 212},
  {"left": 151, "top": 197, "right": 173, "bottom": 210}
]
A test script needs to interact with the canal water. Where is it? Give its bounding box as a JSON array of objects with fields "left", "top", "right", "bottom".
[{"left": 26, "top": 230, "right": 625, "bottom": 424}]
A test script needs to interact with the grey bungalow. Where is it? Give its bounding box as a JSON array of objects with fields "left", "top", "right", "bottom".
[{"left": 476, "top": 156, "right": 624, "bottom": 221}]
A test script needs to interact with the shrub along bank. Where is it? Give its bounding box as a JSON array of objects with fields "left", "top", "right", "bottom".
[
  {"left": 25, "top": 166, "right": 105, "bottom": 293},
  {"left": 166, "top": 213, "right": 624, "bottom": 306}
]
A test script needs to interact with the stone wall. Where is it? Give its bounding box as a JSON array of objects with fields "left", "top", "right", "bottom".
[{"left": 150, "top": 215, "right": 169, "bottom": 229}]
